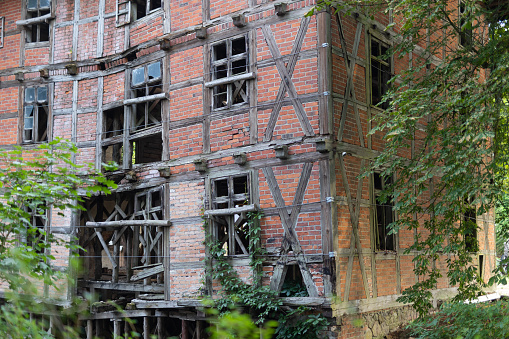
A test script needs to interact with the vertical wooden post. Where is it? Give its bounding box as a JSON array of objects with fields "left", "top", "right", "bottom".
[
  {"left": 163, "top": 183, "right": 171, "bottom": 300},
  {"left": 143, "top": 317, "right": 150, "bottom": 339},
  {"left": 114, "top": 319, "right": 121, "bottom": 338},
  {"left": 181, "top": 319, "right": 188, "bottom": 339},
  {"left": 86, "top": 320, "right": 93, "bottom": 339}
]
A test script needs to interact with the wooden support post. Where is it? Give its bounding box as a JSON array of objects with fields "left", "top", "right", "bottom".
[
  {"left": 143, "top": 317, "right": 150, "bottom": 339},
  {"left": 114, "top": 320, "right": 121, "bottom": 338},
  {"left": 157, "top": 317, "right": 164, "bottom": 339},
  {"left": 87, "top": 320, "right": 93, "bottom": 339},
  {"left": 182, "top": 319, "right": 188, "bottom": 339},
  {"left": 163, "top": 184, "right": 171, "bottom": 300}
]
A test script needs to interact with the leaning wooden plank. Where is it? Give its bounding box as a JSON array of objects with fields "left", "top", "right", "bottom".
[
  {"left": 204, "top": 204, "right": 256, "bottom": 216},
  {"left": 130, "top": 264, "right": 164, "bottom": 282}
]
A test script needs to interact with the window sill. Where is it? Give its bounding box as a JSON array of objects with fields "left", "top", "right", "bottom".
[{"left": 25, "top": 41, "right": 50, "bottom": 49}]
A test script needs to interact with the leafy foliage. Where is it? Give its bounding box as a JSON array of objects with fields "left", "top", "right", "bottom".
[
  {"left": 0, "top": 139, "right": 116, "bottom": 337},
  {"left": 315, "top": 0, "right": 509, "bottom": 315},
  {"left": 204, "top": 211, "right": 328, "bottom": 338},
  {"left": 409, "top": 300, "right": 509, "bottom": 339}
]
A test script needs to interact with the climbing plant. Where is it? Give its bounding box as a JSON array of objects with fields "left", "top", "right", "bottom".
[{"left": 204, "top": 211, "right": 328, "bottom": 338}]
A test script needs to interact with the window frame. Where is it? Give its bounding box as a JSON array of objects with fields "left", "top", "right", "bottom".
[
  {"left": 463, "top": 198, "right": 478, "bottom": 253},
  {"left": 22, "top": 85, "right": 50, "bottom": 144},
  {"left": 111, "top": 60, "right": 166, "bottom": 168},
  {"left": 205, "top": 34, "right": 254, "bottom": 111},
  {"left": 22, "top": 204, "right": 48, "bottom": 255},
  {"left": 24, "top": 0, "right": 52, "bottom": 44},
  {"left": 371, "top": 171, "right": 397, "bottom": 252},
  {"left": 206, "top": 173, "right": 255, "bottom": 257},
  {"left": 459, "top": 0, "right": 473, "bottom": 48},
  {"left": 369, "top": 34, "right": 392, "bottom": 110}
]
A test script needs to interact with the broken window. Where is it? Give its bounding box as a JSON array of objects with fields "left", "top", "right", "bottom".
[
  {"left": 102, "top": 62, "right": 164, "bottom": 168},
  {"left": 210, "top": 175, "right": 251, "bottom": 256},
  {"left": 372, "top": 172, "right": 395, "bottom": 251},
  {"left": 0, "top": 16, "right": 5, "bottom": 48},
  {"left": 370, "top": 38, "right": 391, "bottom": 110},
  {"left": 463, "top": 199, "right": 478, "bottom": 252},
  {"left": 210, "top": 35, "right": 251, "bottom": 110},
  {"left": 23, "top": 86, "right": 49, "bottom": 143},
  {"left": 25, "top": 0, "right": 51, "bottom": 43}
]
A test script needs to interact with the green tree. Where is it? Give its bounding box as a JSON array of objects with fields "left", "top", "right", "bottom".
[
  {"left": 0, "top": 139, "right": 116, "bottom": 337},
  {"left": 313, "top": 0, "right": 509, "bottom": 316}
]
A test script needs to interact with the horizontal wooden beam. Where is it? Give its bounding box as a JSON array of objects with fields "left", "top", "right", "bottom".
[
  {"left": 16, "top": 13, "right": 54, "bottom": 26},
  {"left": 86, "top": 220, "right": 172, "bottom": 228},
  {"left": 204, "top": 204, "right": 256, "bottom": 217},
  {"left": 80, "top": 309, "right": 152, "bottom": 320},
  {"left": 204, "top": 72, "right": 255, "bottom": 88},
  {"left": 123, "top": 92, "right": 168, "bottom": 106},
  {"left": 79, "top": 280, "right": 165, "bottom": 293}
]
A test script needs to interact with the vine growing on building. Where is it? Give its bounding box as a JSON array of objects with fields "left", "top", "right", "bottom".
[{"left": 203, "top": 211, "right": 328, "bottom": 338}]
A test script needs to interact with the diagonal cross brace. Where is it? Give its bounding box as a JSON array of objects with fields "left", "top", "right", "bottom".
[
  {"left": 262, "top": 24, "right": 315, "bottom": 140},
  {"left": 262, "top": 163, "right": 319, "bottom": 297},
  {"left": 264, "top": 16, "right": 311, "bottom": 141}
]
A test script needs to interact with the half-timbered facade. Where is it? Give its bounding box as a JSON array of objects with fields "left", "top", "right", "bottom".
[{"left": 0, "top": 0, "right": 496, "bottom": 338}]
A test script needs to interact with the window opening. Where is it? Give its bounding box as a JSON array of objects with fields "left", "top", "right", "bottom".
[
  {"left": 134, "top": 188, "right": 163, "bottom": 270},
  {"left": 370, "top": 38, "right": 391, "bottom": 110},
  {"left": 23, "top": 86, "right": 49, "bottom": 143},
  {"left": 211, "top": 175, "right": 251, "bottom": 256},
  {"left": 280, "top": 264, "right": 308, "bottom": 297},
  {"left": 211, "top": 36, "right": 249, "bottom": 110},
  {"left": 463, "top": 199, "right": 478, "bottom": 252},
  {"left": 125, "top": 61, "right": 164, "bottom": 165},
  {"left": 25, "top": 0, "right": 50, "bottom": 43},
  {"left": 132, "top": 0, "right": 162, "bottom": 21},
  {"left": 102, "top": 106, "right": 124, "bottom": 166},
  {"left": 373, "top": 172, "right": 395, "bottom": 251}
]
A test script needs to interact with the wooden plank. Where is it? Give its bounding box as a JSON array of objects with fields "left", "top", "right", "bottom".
[
  {"left": 261, "top": 25, "right": 315, "bottom": 138},
  {"left": 203, "top": 43, "right": 211, "bottom": 153},
  {"left": 162, "top": 55, "right": 170, "bottom": 161},
  {"left": 263, "top": 16, "right": 311, "bottom": 142},
  {"left": 319, "top": 159, "right": 333, "bottom": 297},
  {"left": 79, "top": 281, "right": 165, "bottom": 293},
  {"left": 80, "top": 310, "right": 151, "bottom": 320},
  {"left": 124, "top": 92, "right": 168, "bottom": 105},
  {"left": 248, "top": 29, "right": 258, "bottom": 145},
  {"left": 204, "top": 204, "right": 256, "bottom": 216}
]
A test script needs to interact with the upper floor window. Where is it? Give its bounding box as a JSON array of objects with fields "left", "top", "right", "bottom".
[
  {"left": 370, "top": 38, "right": 391, "bottom": 110},
  {"left": 372, "top": 172, "right": 395, "bottom": 251},
  {"left": 26, "top": 0, "right": 51, "bottom": 43},
  {"left": 463, "top": 199, "right": 478, "bottom": 252},
  {"left": 102, "top": 61, "right": 165, "bottom": 168},
  {"left": 115, "top": 0, "right": 162, "bottom": 26},
  {"left": 206, "top": 35, "right": 254, "bottom": 110},
  {"left": 23, "top": 204, "right": 48, "bottom": 255},
  {"left": 23, "top": 86, "right": 49, "bottom": 143},
  {"left": 208, "top": 174, "right": 253, "bottom": 256}
]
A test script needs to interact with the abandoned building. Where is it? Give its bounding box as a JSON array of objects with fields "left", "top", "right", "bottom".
[{"left": 0, "top": 0, "right": 496, "bottom": 338}]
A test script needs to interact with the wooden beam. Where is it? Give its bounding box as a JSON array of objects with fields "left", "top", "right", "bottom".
[{"left": 86, "top": 220, "right": 172, "bottom": 227}]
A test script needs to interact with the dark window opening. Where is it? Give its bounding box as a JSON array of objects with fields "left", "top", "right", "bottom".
[
  {"left": 211, "top": 36, "right": 249, "bottom": 110},
  {"left": 371, "top": 38, "right": 391, "bottom": 110},
  {"left": 23, "top": 86, "right": 49, "bottom": 143},
  {"left": 102, "top": 106, "right": 124, "bottom": 166},
  {"left": 132, "top": 134, "right": 163, "bottom": 164},
  {"left": 131, "top": 61, "right": 163, "bottom": 132},
  {"left": 211, "top": 175, "right": 251, "bottom": 256},
  {"left": 464, "top": 201, "right": 478, "bottom": 252},
  {"left": 25, "top": 0, "right": 51, "bottom": 43},
  {"left": 280, "top": 265, "right": 308, "bottom": 297},
  {"left": 373, "top": 172, "right": 395, "bottom": 251}
]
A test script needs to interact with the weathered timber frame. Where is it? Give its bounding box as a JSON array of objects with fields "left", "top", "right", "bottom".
[
  {"left": 371, "top": 172, "right": 396, "bottom": 252},
  {"left": 262, "top": 16, "right": 315, "bottom": 141},
  {"left": 369, "top": 34, "right": 392, "bottom": 110},
  {"left": 18, "top": 0, "right": 53, "bottom": 45},
  {"left": 262, "top": 163, "right": 319, "bottom": 297},
  {"left": 0, "top": 16, "right": 4, "bottom": 49}
]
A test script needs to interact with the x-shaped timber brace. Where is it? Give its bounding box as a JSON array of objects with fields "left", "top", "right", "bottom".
[
  {"left": 262, "top": 163, "right": 319, "bottom": 297},
  {"left": 262, "top": 17, "right": 315, "bottom": 142}
]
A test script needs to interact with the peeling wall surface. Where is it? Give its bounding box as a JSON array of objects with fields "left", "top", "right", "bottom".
[{"left": 0, "top": 0, "right": 496, "bottom": 338}]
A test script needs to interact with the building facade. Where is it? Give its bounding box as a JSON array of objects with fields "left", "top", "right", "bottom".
[{"left": 0, "top": 0, "right": 496, "bottom": 338}]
